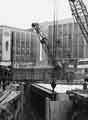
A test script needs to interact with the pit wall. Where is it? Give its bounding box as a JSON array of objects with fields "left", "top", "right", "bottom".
[
  {"left": 24, "top": 84, "right": 73, "bottom": 120},
  {"left": 45, "top": 94, "right": 72, "bottom": 120}
]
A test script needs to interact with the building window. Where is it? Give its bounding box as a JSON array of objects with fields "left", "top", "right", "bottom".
[
  {"left": 16, "top": 32, "right": 20, "bottom": 48},
  {"left": 6, "top": 41, "right": 9, "bottom": 51}
]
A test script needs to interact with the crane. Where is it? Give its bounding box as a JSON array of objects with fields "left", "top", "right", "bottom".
[
  {"left": 68, "top": 0, "right": 88, "bottom": 79},
  {"left": 67, "top": 0, "right": 88, "bottom": 119},
  {"left": 32, "top": 23, "right": 63, "bottom": 100},
  {"left": 68, "top": 0, "right": 88, "bottom": 44},
  {"left": 31, "top": 23, "right": 75, "bottom": 83},
  {"left": 68, "top": 0, "right": 88, "bottom": 80},
  {"left": 31, "top": 23, "right": 62, "bottom": 80}
]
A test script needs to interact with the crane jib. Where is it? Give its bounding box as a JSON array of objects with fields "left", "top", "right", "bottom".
[
  {"left": 68, "top": 0, "right": 88, "bottom": 44},
  {"left": 31, "top": 23, "right": 62, "bottom": 71}
]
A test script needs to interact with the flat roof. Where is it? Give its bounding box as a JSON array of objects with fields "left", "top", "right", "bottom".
[{"left": 0, "top": 25, "right": 32, "bottom": 32}]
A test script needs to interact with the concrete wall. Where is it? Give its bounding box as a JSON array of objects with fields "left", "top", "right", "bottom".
[
  {"left": 12, "top": 68, "right": 54, "bottom": 81},
  {"left": 24, "top": 84, "right": 73, "bottom": 120},
  {"left": 45, "top": 94, "right": 72, "bottom": 120}
]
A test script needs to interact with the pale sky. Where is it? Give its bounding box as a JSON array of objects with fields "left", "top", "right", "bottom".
[{"left": 0, "top": 0, "right": 73, "bottom": 29}]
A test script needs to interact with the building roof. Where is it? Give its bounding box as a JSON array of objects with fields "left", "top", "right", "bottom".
[{"left": 0, "top": 25, "right": 32, "bottom": 32}]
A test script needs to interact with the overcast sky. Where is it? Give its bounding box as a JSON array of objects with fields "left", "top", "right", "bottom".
[{"left": 0, "top": 0, "right": 73, "bottom": 29}]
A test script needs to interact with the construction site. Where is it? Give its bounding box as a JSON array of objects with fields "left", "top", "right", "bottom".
[{"left": 0, "top": 0, "right": 88, "bottom": 120}]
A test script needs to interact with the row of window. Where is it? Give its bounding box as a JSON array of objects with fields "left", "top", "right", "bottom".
[
  {"left": 15, "top": 32, "right": 31, "bottom": 49},
  {"left": 48, "top": 22, "right": 86, "bottom": 58},
  {"left": 13, "top": 31, "right": 32, "bottom": 62},
  {"left": 16, "top": 48, "right": 31, "bottom": 55},
  {"left": 16, "top": 55, "right": 32, "bottom": 62},
  {"left": 16, "top": 40, "right": 31, "bottom": 48}
]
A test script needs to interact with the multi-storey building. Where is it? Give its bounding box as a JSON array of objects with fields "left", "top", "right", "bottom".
[
  {"left": 47, "top": 18, "right": 87, "bottom": 61},
  {"left": 0, "top": 25, "right": 53, "bottom": 81},
  {"left": 0, "top": 25, "right": 41, "bottom": 67}
]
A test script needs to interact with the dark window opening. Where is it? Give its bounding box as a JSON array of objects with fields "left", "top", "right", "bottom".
[{"left": 6, "top": 41, "right": 9, "bottom": 51}]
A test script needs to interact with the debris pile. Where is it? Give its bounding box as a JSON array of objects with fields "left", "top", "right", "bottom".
[{"left": 0, "top": 83, "right": 22, "bottom": 120}]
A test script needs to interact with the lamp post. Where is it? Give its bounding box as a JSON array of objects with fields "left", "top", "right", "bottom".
[{"left": 51, "top": 78, "right": 56, "bottom": 101}]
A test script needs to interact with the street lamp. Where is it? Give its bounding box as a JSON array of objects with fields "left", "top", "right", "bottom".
[{"left": 51, "top": 77, "right": 56, "bottom": 100}]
